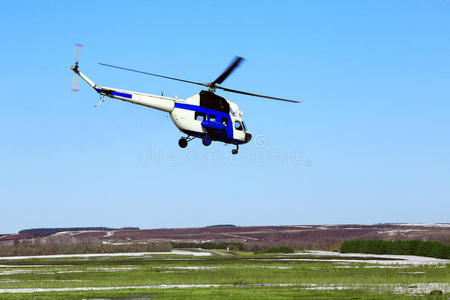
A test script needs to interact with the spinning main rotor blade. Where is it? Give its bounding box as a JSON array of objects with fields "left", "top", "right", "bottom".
[
  {"left": 217, "top": 86, "right": 299, "bottom": 103},
  {"left": 212, "top": 56, "right": 244, "bottom": 85},
  {"left": 99, "top": 63, "right": 209, "bottom": 88},
  {"left": 99, "top": 62, "right": 299, "bottom": 103}
]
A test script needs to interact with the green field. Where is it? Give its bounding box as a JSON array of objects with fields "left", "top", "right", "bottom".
[{"left": 0, "top": 251, "right": 447, "bottom": 299}]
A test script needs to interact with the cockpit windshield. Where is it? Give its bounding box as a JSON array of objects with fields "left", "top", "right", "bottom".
[
  {"left": 235, "top": 120, "right": 243, "bottom": 131},
  {"left": 242, "top": 121, "right": 247, "bottom": 131}
]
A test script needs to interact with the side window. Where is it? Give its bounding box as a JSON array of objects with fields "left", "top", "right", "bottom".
[
  {"left": 222, "top": 117, "right": 229, "bottom": 126},
  {"left": 235, "top": 120, "right": 243, "bottom": 131},
  {"left": 209, "top": 114, "right": 216, "bottom": 122},
  {"left": 195, "top": 112, "right": 206, "bottom": 121}
]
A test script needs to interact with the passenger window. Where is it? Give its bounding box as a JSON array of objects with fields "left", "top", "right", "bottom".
[
  {"left": 235, "top": 121, "right": 243, "bottom": 131},
  {"left": 195, "top": 112, "right": 206, "bottom": 121},
  {"left": 209, "top": 115, "right": 216, "bottom": 122},
  {"left": 222, "top": 117, "right": 229, "bottom": 126}
]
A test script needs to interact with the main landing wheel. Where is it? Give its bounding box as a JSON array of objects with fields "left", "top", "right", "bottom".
[
  {"left": 232, "top": 144, "right": 239, "bottom": 155},
  {"left": 202, "top": 136, "right": 212, "bottom": 146},
  {"left": 178, "top": 138, "right": 188, "bottom": 148}
]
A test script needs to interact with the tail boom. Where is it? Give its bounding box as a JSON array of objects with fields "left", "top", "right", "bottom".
[{"left": 71, "top": 65, "right": 176, "bottom": 113}]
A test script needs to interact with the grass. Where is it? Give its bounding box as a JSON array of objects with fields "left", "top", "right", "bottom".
[{"left": 0, "top": 252, "right": 447, "bottom": 299}]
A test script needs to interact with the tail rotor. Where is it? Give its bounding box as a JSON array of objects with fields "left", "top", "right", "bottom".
[
  {"left": 71, "top": 75, "right": 79, "bottom": 92},
  {"left": 74, "top": 43, "right": 83, "bottom": 63},
  {"left": 71, "top": 43, "right": 83, "bottom": 91}
]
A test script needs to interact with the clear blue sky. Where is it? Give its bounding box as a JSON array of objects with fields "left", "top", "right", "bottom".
[{"left": 1, "top": 1, "right": 449, "bottom": 233}]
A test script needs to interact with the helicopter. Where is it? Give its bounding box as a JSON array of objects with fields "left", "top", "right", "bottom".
[{"left": 70, "top": 44, "right": 299, "bottom": 155}]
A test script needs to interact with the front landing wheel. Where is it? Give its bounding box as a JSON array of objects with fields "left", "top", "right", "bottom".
[
  {"left": 178, "top": 138, "right": 188, "bottom": 148},
  {"left": 202, "top": 136, "right": 212, "bottom": 146},
  {"left": 232, "top": 144, "right": 239, "bottom": 155}
]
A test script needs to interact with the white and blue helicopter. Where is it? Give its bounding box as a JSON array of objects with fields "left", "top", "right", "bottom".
[{"left": 70, "top": 45, "right": 299, "bottom": 154}]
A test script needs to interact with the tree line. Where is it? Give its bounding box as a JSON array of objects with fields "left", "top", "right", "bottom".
[
  {"left": 171, "top": 241, "right": 244, "bottom": 250},
  {"left": 255, "top": 246, "right": 295, "bottom": 254},
  {"left": 0, "top": 240, "right": 170, "bottom": 256},
  {"left": 340, "top": 240, "right": 449, "bottom": 259}
]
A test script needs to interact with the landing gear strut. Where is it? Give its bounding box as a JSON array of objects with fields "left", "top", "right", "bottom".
[
  {"left": 232, "top": 144, "right": 239, "bottom": 155},
  {"left": 178, "top": 136, "right": 194, "bottom": 148}
]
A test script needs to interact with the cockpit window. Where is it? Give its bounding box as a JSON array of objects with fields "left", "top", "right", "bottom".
[
  {"left": 242, "top": 121, "right": 247, "bottom": 131},
  {"left": 222, "top": 117, "right": 229, "bottom": 126},
  {"left": 195, "top": 112, "right": 206, "bottom": 121},
  {"left": 209, "top": 114, "right": 216, "bottom": 122},
  {"left": 235, "top": 120, "right": 243, "bottom": 131}
]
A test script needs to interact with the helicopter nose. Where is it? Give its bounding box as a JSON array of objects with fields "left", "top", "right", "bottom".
[{"left": 245, "top": 132, "right": 252, "bottom": 143}]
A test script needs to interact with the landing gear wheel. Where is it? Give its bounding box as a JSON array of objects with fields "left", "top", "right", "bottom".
[
  {"left": 202, "top": 136, "right": 212, "bottom": 146},
  {"left": 232, "top": 145, "right": 239, "bottom": 155},
  {"left": 178, "top": 138, "right": 188, "bottom": 148}
]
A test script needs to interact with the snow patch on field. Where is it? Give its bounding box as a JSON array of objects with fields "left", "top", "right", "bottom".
[
  {"left": 155, "top": 265, "right": 293, "bottom": 270},
  {"left": 0, "top": 284, "right": 295, "bottom": 293},
  {"left": 0, "top": 266, "right": 138, "bottom": 276},
  {"left": 0, "top": 265, "right": 52, "bottom": 268},
  {"left": 377, "top": 229, "right": 426, "bottom": 236},
  {"left": 222, "top": 233, "right": 259, "bottom": 241},
  {"left": 396, "top": 223, "right": 450, "bottom": 228},
  {"left": 0, "top": 283, "right": 447, "bottom": 294},
  {"left": 0, "top": 250, "right": 211, "bottom": 260},
  {"left": 86, "top": 267, "right": 137, "bottom": 271},
  {"left": 304, "top": 283, "right": 448, "bottom": 294},
  {"left": 1, "top": 279, "right": 89, "bottom": 283},
  {"left": 289, "top": 251, "right": 449, "bottom": 265},
  {"left": 103, "top": 231, "right": 114, "bottom": 238},
  {"left": 155, "top": 266, "right": 221, "bottom": 270},
  {"left": 342, "top": 228, "right": 366, "bottom": 230},
  {"left": 334, "top": 266, "right": 408, "bottom": 269},
  {"left": 253, "top": 266, "right": 293, "bottom": 269},
  {"left": 0, "top": 270, "right": 35, "bottom": 275},
  {"left": 171, "top": 250, "right": 212, "bottom": 256}
]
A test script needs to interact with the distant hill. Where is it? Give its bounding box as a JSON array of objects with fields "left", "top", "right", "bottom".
[
  {"left": 18, "top": 227, "right": 140, "bottom": 236},
  {"left": 1, "top": 224, "right": 447, "bottom": 251}
]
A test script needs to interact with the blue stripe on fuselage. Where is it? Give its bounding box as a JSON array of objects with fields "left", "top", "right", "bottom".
[
  {"left": 96, "top": 88, "right": 132, "bottom": 99},
  {"left": 174, "top": 102, "right": 206, "bottom": 112},
  {"left": 112, "top": 91, "right": 132, "bottom": 98}
]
